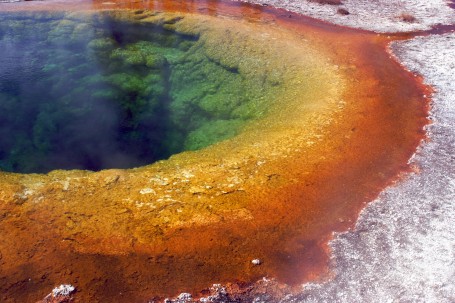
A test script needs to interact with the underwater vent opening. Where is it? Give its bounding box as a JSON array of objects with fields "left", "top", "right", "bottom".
[{"left": 0, "top": 11, "right": 271, "bottom": 173}]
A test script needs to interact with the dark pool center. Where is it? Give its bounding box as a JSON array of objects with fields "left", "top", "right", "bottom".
[{"left": 0, "top": 11, "right": 268, "bottom": 173}]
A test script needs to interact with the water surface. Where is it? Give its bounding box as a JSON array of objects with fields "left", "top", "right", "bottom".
[{"left": 0, "top": 11, "right": 266, "bottom": 173}]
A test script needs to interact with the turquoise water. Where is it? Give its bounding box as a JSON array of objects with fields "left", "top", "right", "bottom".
[{"left": 0, "top": 12, "right": 256, "bottom": 173}]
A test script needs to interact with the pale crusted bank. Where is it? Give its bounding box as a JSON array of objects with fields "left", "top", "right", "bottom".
[{"left": 235, "top": 0, "right": 455, "bottom": 33}]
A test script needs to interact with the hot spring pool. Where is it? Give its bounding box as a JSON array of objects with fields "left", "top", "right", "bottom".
[{"left": 0, "top": 2, "right": 428, "bottom": 302}]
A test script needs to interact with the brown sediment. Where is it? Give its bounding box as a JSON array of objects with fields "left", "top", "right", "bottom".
[{"left": 0, "top": 1, "right": 429, "bottom": 302}]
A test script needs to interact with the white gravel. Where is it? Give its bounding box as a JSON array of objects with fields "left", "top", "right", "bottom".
[
  {"left": 235, "top": 0, "right": 455, "bottom": 33},
  {"left": 277, "top": 32, "right": 455, "bottom": 303}
]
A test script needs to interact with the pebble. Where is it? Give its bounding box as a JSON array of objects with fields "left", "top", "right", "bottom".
[{"left": 251, "top": 259, "right": 262, "bottom": 265}]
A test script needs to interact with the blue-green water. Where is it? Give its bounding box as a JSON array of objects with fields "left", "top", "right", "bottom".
[{"left": 0, "top": 11, "right": 257, "bottom": 173}]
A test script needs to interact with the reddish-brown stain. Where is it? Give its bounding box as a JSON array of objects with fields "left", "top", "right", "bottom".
[{"left": 0, "top": 1, "right": 430, "bottom": 302}]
